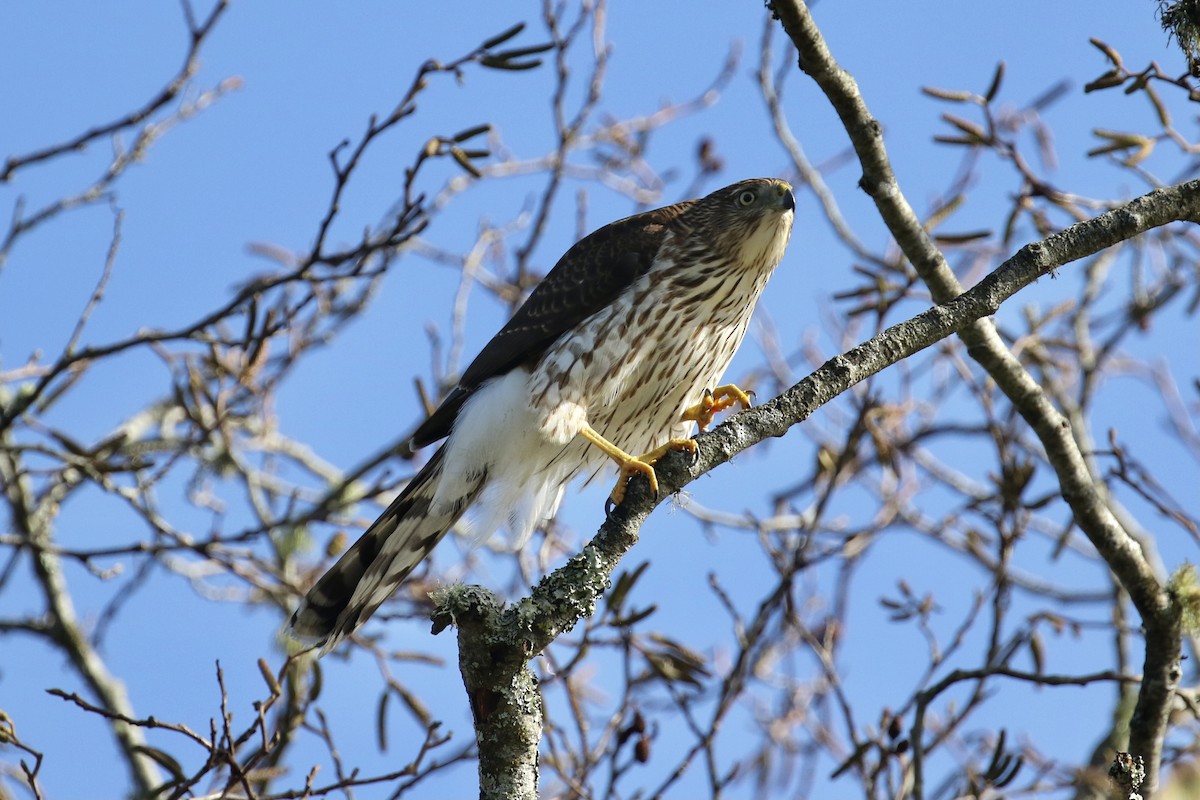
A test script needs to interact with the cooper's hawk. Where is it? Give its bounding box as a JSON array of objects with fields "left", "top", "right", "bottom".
[{"left": 290, "top": 177, "right": 795, "bottom": 651}]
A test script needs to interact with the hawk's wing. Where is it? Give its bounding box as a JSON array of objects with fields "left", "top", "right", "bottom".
[{"left": 410, "top": 199, "right": 692, "bottom": 448}]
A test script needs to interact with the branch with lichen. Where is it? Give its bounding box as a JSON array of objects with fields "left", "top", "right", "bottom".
[{"left": 768, "top": 0, "right": 1190, "bottom": 794}]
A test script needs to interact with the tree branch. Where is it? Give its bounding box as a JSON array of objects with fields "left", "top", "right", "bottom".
[{"left": 769, "top": 0, "right": 1189, "bottom": 793}]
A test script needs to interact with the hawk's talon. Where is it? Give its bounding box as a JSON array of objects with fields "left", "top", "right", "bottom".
[
  {"left": 682, "top": 383, "right": 754, "bottom": 431},
  {"left": 579, "top": 424, "right": 697, "bottom": 511},
  {"left": 612, "top": 457, "right": 660, "bottom": 507},
  {"left": 604, "top": 495, "right": 618, "bottom": 518}
]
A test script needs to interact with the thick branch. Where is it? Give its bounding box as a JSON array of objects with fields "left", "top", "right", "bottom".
[
  {"left": 433, "top": 587, "right": 541, "bottom": 800},
  {"left": 770, "top": 0, "right": 1188, "bottom": 792}
]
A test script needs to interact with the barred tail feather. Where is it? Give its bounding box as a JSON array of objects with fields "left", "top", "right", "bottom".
[{"left": 288, "top": 445, "right": 482, "bottom": 652}]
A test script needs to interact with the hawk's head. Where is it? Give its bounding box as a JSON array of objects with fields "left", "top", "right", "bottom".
[{"left": 680, "top": 178, "right": 795, "bottom": 271}]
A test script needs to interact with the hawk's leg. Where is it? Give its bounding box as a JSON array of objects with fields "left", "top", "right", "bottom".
[
  {"left": 578, "top": 424, "right": 698, "bottom": 508},
  {"left": 681, "top": 383, "right": 753, "bottom": 431}
]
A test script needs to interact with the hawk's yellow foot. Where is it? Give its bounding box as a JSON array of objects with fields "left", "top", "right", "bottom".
[
  {"left": 578, "top": 424, "right": 699, "bottom": 509},
  {"left": 682, "top": 384, "right": 753, "bottom": 431}
]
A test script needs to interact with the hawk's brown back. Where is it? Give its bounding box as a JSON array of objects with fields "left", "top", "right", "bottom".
[{"left": 409, "top": 200, "right": 696, "bottom": 448}]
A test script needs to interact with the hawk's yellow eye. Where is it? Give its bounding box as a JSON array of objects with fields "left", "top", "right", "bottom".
[{"left": 736, "top": 189, "right": 757, "bottom": 207}]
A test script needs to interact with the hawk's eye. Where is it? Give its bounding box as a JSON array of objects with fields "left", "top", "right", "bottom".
[{"left": 736, "top": 189, "right": 757, "bottom": 207}]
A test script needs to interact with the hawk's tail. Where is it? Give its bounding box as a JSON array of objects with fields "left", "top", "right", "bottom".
[{"left": 288, "top": 445, "right": 481, "bottom": 652}]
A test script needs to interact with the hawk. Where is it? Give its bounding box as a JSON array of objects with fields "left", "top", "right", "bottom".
[{"left": 290, "top": 177, "right": 795, "bottom": 651}]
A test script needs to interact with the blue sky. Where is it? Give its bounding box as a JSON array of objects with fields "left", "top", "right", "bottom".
[{"left": 2, "top": 2, "right": 1196, "bottom": 798}]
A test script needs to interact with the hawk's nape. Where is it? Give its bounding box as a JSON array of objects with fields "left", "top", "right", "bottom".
[{"left": 289, "top": 178, "right": 795, "bottom": 652}]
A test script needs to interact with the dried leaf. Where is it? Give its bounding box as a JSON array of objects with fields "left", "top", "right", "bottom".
[
  {"left": 1084, "top": 70, "right": 1127, "bottom": 93},
  {"left": 985, "top": 61, "right": 1006, "bottom": 102},
  {"left": 131, "top": 746, "right": 186, "bottom": 783},
  {"left": 1089, "top": 37, "right": 1123, "bottom": 68},
  {"left": 942, "top": 113, "right": 988, "bottom": 142},
  {"left": 607, "top": 561, "right": 651, "bottom": 615},
  {"left": 933, "top": 134, "right": 983, "bottom": 147},
  {"left": 491, "top": 43, "right": 555, "bottom": 60},
  {"left": 449, "top": 146, "right": 483, "bottom": 178},
  {"left": 480, "top": 55, "right": 543, "bottom": 71},
  {"left": 257, "top": 658, "right": 281, "bottom": 696},
  {"left": 480, "top": 22, "right": 525, "bottom": 50},
  {"left": 921, "top": 86, "right": 974, "bottom": 103},
  {"left": 377, "top": 691, "right": 390, "bottom": 752},
  {"left": 1146, "top": 84, "right": 1172, "bottom": 127},
  {"left": 452, "top": 123, "right": 491, "bottom": 142},
  {"left": 934, "top": 230, "right": 992, "bottom": 245}
]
